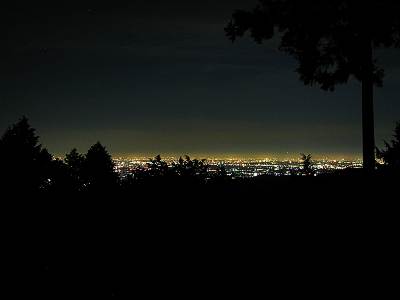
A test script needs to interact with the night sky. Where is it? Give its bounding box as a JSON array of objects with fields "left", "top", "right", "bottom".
[{"left": 1, "top": 1, "right": 400, "bottom": 158}]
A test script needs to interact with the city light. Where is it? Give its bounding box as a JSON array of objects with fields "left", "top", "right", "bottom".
[{"left": 113, "top": 157, "right": 363, "bottom": 178}]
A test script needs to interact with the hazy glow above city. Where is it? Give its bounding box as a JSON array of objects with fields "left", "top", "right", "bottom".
[
  {"left": 3, "top": 2, "right": 399, "bottom": 162},
  {"left": 111, "top": 152, "right": 363, "bottom": 161}
]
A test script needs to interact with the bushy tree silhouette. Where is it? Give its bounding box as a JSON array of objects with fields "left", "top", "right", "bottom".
[
  {"left": 64, "top": 148, "right": 86, "bottom": 191},
  {"left": 225, "top": 1, "right": 400, "bottom": 171},
  {"left": 130, "top": 155, "right": 210, "bottom": 188},
  {"left": 146, "top": 155, "right": 170, "bottom": 178},
  {"left": 300, "top": 153, "right": 314, "bottom": 176},
  {"left": 0, "top": 116, "right": 53, "bottom": 191},
  {"left": 171, "top": 156, "right": 209, "bottom": 182},
  {"left": 377, "top": 121, "right": 400, "bottom": 171},
  {"left": 83, "top": 142, "right": 119, "bottom": 191}
]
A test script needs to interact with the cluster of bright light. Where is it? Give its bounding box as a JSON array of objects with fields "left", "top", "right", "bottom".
[{"left": 113, "top": 156, "right": 363, "bottom": 178}]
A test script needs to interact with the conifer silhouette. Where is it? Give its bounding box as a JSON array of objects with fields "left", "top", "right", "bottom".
[
  {"left": 83, "top": 142, "right": 119, "bottom": 191},
  {"left": 0, "top": 116, "right": 52, "bottom": 191},
  {"left": 377, "top": 122, "right": 400, "bottom": 171}
]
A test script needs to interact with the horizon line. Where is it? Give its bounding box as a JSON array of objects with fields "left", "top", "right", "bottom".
[
  {"left": 52, "top": 151, "right": 362, "bottom": 161},
  {"left": 108, "top": 152, "right": 363, "bottom": 161}
]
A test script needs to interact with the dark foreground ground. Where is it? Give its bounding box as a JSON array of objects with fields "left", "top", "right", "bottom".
[{"left": 2, "top": 172, "right": 399, "bottom": 297}]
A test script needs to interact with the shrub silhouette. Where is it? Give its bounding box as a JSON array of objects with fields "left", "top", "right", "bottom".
[
  {"left": 146, "top": 154, "right": 170, "bottom": 178},
  {"left": 300, "top": 153, "right": 314, "bottom": 176},
  {"left": 171, "top": 156, "right": 209, "bottom": 182},
  {"left": 133, "top": 155, "right": 209, "bottom": 184},
  {"left": 377, "top": 121, "right": 400, "bottom": 171}
]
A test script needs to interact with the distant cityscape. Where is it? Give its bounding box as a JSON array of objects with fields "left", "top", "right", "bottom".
[{"left": 113, "top": 157, "right": 364, "bottom": 178}]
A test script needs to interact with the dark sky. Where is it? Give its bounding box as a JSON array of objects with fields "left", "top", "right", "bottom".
[{"left": 1, "top": 1, "right": 400, "bottom": 158}]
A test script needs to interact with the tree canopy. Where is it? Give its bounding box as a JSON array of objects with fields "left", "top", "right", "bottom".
[
  {"left": 83, "top": 142, "right": 119, "bottom": 190},
  {"left": 225, "top": 0, "right": 400, "bottom": 91},
  {"left": 225, "top": 1, "right": 400, "bottom": 171}
]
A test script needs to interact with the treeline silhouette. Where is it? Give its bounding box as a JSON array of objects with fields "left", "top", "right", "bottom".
[
  {"left": 0, "top": 117, "right": 234, "bottom": 195},
  {"left": 2, "top": 117, "right": 398, "bottom": 298},
  {"left": 1, "top": 117, "right": 399, "bottom": 197}
]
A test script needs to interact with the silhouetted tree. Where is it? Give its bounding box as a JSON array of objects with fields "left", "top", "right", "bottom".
[
  {"left": 171, "top": 156, "right": 209, "bottom": 182},
  {"left": 0, "top": 117, "right": 53, "bottom": 191},
  {"left": 146, "top": 155, "right": 170, "bottom": 178},
  {"left": 377, "top": 121, "right": 400, "bottom": 171},
  {"left": 45, "top": 158, "right": 78, "bottom": 193},
  {"left": 64, "top": 148, "right": 86, "bottom": 191},
  {"left": 300, "top": 153, "right": 314, "bottom": 176},
  {"left": 226, "top": 1, "right": 400, "bottom": 171},
  {"left": 66, "top": 148, "right": 85, "bottom": 171},
  {"left": 83, "top": 142, "right": 119, "bottom": 191}
]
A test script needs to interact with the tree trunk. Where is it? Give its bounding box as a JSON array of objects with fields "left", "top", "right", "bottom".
[{"left": 362, "top": 39, "right": 375, "bottom": 172}]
